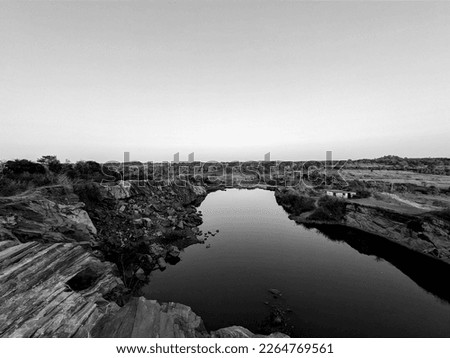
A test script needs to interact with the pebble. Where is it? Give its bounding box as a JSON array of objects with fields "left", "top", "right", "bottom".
[{"left": 268, "top": 288, "right": 282, "bottom": 296}]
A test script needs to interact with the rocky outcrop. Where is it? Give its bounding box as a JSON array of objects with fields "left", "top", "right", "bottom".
[
  {"left": 0, "top": 240, "right": 123, "bottom": 337},
  {"left": 345, "top": 203, "right": 450, "bottom": 263},
  {"left": 92, "top": 297, "right": 288, "bottom": 338},
  {"left": 80, "top": 181, "right": 208, "bottom": 287},
  {"left": 0, "top": 186, "right": 125, "bottom": 338},
  {"left": 0, "top": 191, "right": 97, "bottom": 245},
  {"left": 100, "top": 180, "right": 207, "bottom": 206},
  {"left": 93, "top": 181, "right": 207, "bottom": 241},
  {"left": 211, "top": 326, "right": 288, "bottom": 338},
  {"left": 92, "top": 297, "right": 207, "bottom": 338},
  {"left": 101, "top": 180, "right": 132, "bottom": 200}
]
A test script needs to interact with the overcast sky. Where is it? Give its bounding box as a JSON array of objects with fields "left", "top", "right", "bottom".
[{"left": 1, "top": 1, "right": 449, "bottom": 162}]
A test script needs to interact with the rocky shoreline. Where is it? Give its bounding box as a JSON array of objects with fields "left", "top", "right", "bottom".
[
  {"left": 0, "top": 180, "right": 289, "bottom": 337},
  {"left": 274, "top": 188, "right": 450, "bottom": 265}
]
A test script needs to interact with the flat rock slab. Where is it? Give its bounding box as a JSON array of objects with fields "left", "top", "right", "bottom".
[
  {"left": 0, "top": 194, "right": 97, "bottom": 244},
  {"left": 0, "top": 240, "right": 122, "bottom": 337}
]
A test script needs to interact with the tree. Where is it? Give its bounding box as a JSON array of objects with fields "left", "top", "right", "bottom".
[{"left": 37, "top": 155, "right": 62, "bottom": 173}]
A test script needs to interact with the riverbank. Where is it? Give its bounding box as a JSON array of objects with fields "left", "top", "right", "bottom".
[{"left": 274, "top": 188, "right": 450, "bottom": 265}]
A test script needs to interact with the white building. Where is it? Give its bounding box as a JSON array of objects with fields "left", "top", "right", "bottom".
[{"left": 326, "top": 190, "right": 357, "bottom": 199}]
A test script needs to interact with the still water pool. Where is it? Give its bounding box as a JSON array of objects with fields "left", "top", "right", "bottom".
[{"left": 142, "top": 189, "right": 450, "bottom": 337}]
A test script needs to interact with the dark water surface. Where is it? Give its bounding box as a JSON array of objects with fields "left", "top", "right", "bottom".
[{"left": 142, "top": 189, "right": 450, "bottom": 337}]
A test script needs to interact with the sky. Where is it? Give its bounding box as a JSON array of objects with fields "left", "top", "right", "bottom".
[{"left": 1, "top": 1, "right": 449, "bottom": 162}]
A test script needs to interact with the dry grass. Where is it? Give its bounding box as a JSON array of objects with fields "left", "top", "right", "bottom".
[{"left": 343, "top": 169, "right": 450, "bottom": 189}]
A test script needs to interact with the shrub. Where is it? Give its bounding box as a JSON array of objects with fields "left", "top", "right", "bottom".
[
  {"left": 0, "top": 177, "right": 30, "bottom": 196},
  {"left": 73, "top": 182, "right": 104, "bottom": 205},
  {"left": 276, "top": 192, "right": 316, "bottom": 215},
  {"left": 356, "top": 189, "right": 371, "bottom": 198},
  {"left": 4, "top": 159, "right": 45, "bottom": 176},
  {"left": 68, "top": 161, "right": 104, "bottom": 181},
  {"left": 29, "top": 173, "right": 54, "bottom": 187},
  {"left": 309, "top": 195, "right": 347, "bottom": 221},
  {"left": 0, "top": 162, "right": 56, "bottom": 196}
]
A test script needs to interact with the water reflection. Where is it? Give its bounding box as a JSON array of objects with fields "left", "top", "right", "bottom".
[{"left": 310, "top": 224, "right": 450, "bottom": 304}]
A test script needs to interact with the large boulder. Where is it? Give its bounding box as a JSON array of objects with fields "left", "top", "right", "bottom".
[
  {"left": 101, "top": 181, "right": 132, "bottom": 200},
  {"left": 0, "top": 193, "right": 98, "bottom": 245},
  {"left": 92, "top": 297, "right": 208, "bottom": 338},
  {"left": 92, "top": 297, "right": 289, "bottom": 338}
]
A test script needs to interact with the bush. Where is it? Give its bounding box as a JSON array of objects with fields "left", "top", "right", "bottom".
[
  {"left": 0, "top": 163, "right": 56, "bottom": 196},
  {"left": 0, "top": 177, "right": 30, "bottom": 196},
  {"left": 67, "top": 161, "right": 104, "bottom": 181},
  {"left": 73, "top": 182, "right": 104, "bottom": 205},
  {"left": 309, "top": 195, "right": 347, "bottom": 221},
  {"left": 356, "top": 189, "right": 371, "bottom": 198},
  {"left": 276, "top": 192, "right": 316, "bottom": 215},
  {"left": 4, "top": 159, "right": 45, "bottom": 176}
]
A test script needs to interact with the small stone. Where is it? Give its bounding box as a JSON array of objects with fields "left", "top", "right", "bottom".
[
  {"left": 149, "top": 243, "right": 165, "bottom": 256},
  {"left": 268, "top": 288, "right": 282, "bottom": 296},
  {"left": 142, "top": 218, "right": 152, "bottom": 227},
  {"left": 272, "top": 316, "right": 283, "bottom": 325},
  {"left": 168, "top": 245, "right": 180, "bottom": 258},
  {"left": 135, "top": 268, "right": 146, "bottom": 281},
  {"left": 157, "top": 257, "right": 167, "bottom": 269},
  {"left": 161, "top": 220, "right": 171, "bottom": 227}
]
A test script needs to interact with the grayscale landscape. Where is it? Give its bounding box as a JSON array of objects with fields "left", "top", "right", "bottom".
[{"left": 0, "top": 1, "right": 449, "bottom": 338}]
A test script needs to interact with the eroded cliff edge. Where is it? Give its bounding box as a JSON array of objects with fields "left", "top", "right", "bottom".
[{"left": 275, "top": 188, "right": 450, "bottom": 264}]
